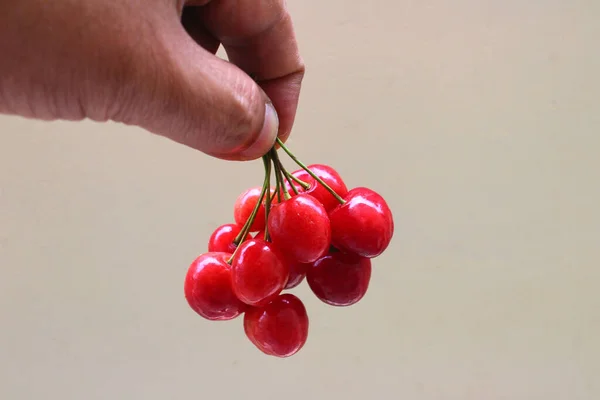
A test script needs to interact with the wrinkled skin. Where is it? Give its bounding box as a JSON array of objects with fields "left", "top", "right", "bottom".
[{"left": 0, "top": 0, "right": 305, "bottom": 160}]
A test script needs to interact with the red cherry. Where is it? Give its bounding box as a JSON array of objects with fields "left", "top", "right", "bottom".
[
  {"left": 329, "top": 187, "right": 394, "bottom": 258},
  {"left": 267, "top": 194, "right": 331, "bottom": 264},
  {"left": 291, "top": 164, "right": 348, "bottom": 212},
  {"left": 184, "top": 252, "right": 246, "bottom": 321},
  {"left": 285, "top": 261, "right": 308, "bottom": 289},
  {"left": 307, "top": 250, "right": 371, "bottom": 306},
  {"left": 244, "top": 293, "right": 309, "bottom": 358},
  {"left": 249, "top": 230, "right": 307, "bottom": 289},
  {"left": 231, "top": 239, "right": 289, "bottom": 306},
  {"left": 233, "top": 187, "right": 274, "bottom": 232},
  {"left": 208, "top": 223, "right": 250, "bottom": 253}
]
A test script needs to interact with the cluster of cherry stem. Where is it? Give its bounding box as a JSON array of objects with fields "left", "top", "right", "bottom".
[{"left": 226, "top": 138, "right": 346, "bottom": 264}]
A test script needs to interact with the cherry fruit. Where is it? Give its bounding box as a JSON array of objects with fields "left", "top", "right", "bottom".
[
  {"left": 291, "top": 164, "right": 348, "bottom": 212},
  {"left": 184, "top": 252, "right": 246, "bottom": 321},
  {"left": 233, "top": 187, "right": 272, "bottom": 232},
  {"left": 185, "top": 139, "right": 394, "bottom": 358},
  {"left": 285, "top": 260, "right": 309, "bottom": 289},
  {"left": 307, "top": 250, "right": 372, "bottom": 306},
  {"left": 252, "top": 229, "right": 307, "bottom": 289},
  {"left": 249, "top": 230, "right": 307, "bottom": 289},
  {"left": 208, "top": 223, "right": 250, "bottom": 253},
  {"left": 268, "top": 194, "right": 331, "bottom": 264},
  {"left": 329, "top": 187, "right": 394, "bottom": 258},
  {"left": 231, "top": 239, "right": 289, "bottom": 306},
  {"left": 244, "top": 293, "right": 309, "bottom": 357}
]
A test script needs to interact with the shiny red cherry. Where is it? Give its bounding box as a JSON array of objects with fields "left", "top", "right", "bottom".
[
  {"left": 208, "top": 223, "right": 250, "bottom": 253},
  {"left": 285, "top": 260, "right": 308, "bottom": 289},
  {"left": 251, "top": 229, "right": 307, "bottom": 289},
  {"left": 184, "top": 252, "right": 246, "bottom": 321},
  {"left": 291, "top": 164, "right": 348, "bottom": 212},
  {"left": 231, "top": 239, "right": 289, "bottom": 306},
  {"left": 307, "top": 250, "right": 371, "bottom": 306},
  {"left": 233, "top": 187, "right": 274, "bottom": 232},
  {"left": 329, "top": 187, "right": 394, "bottom": 258},
  {"left": 244, "top": 293, "right": 309, "bottom": 358},
  {"left": 267, "top": 193, "right": 331, "bottom": 264}
]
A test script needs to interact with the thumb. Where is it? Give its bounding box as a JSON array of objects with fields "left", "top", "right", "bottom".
[{"left": 111, "top": 29, "right": 279, "bottom": 161}]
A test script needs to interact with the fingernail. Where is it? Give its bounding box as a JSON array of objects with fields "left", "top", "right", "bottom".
[{"left": 240, "top": 103, "right": 279, "bottom": 159}]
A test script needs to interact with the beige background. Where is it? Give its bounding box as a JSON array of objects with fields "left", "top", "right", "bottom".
[{"left": 1, "top": 1, "right": 599, "bottom": 399}]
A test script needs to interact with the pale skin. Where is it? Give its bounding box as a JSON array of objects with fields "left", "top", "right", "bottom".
[{"left": 0, "top": 0, "right": 305, "bottom": 160}]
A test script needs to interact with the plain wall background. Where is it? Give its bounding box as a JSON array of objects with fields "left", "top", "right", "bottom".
[{"left": 1, "top": 1, "right": 599, "bottom": 399}]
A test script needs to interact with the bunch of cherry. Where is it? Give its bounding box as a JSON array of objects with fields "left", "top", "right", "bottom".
[{"left": 184, "top": 138, "right": 394, "bottom": 358}]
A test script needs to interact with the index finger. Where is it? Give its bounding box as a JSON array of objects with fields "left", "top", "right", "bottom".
[{"left": 195, "top": 0, "right": 305, "bottom": 141}]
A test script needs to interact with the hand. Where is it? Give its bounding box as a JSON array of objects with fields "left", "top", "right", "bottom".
[{"left": 0, "top": 0, "right": 305, "bottom": 160}]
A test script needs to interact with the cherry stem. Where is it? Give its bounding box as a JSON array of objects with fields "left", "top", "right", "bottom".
[
  {"left": 263, "top": 157, "right": 272, "bottom": 242},
  {"left": 283, "top": 168, "right": 300, "bottom": 195},
  {"left": 284, "top": 169, "right": 309, "bottom": 191},
  {"left": 271, "top": 149, "right": 301, "bottom": 195},
  {"left": 271, "top": 148, "right": 295, "bottom": 198},
  {"left": 272, "top": 152, "right": 283, "bottom": 203},
  {"left": 229, "top": 156, "right": 271, "bottom": 263},
  {"left": 270, "top": 182, "right": 278, "bottom": 203},
  {"left": 276, "top": 138, "right": 346, "bottom": 204}
]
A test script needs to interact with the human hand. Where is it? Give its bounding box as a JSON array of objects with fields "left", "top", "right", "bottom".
[{"left": 0, "top": 0, "right": 304, "bottom": 160}]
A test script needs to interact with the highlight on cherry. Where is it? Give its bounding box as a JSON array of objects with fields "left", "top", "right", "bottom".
[{"left": 183, "top": 138, "right": 394, "bottom": 358}]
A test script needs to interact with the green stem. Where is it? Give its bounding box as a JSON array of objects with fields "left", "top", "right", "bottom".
[
  {"left": 272, "top": 150, "right": 291, "bottom": 200},
  {"left": 283, "top": 168, "right": 300, "bottom": 195},
  {"left": 229, "top": 156, "right": 272, "bottom": 263},
  {"left": 269, "top": 183, "right": 278, "bottom": 203},
  {"left": 280, "top": 171, "right": 291, "bottom": 200},
  {"left": 284, "top": 168, "right": 309, "bottom": 191},
  {"left": 271, "top": 149, "right": 302, "bottom": 195},
  {"left": 271, "top": 149, "right": 295, "bottom": 198},
  {"left": 273, "top": 152, "right": 283, "bottom": 203},
  {"left": 276, "top": 138, "right": 346, "bottom": 204},
  {"left": 263, "top": 158, "right": 272, "bottom": 242}
]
